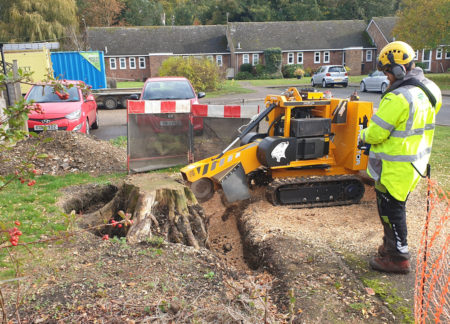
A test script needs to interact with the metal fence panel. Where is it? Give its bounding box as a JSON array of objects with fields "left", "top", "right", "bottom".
[{"left": 127, "top": 100, "right": 191, "bottom": 173}]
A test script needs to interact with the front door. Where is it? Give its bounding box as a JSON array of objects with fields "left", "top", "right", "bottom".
[{"left": 422, "top": 50, "right": 432, "bottom": 71}]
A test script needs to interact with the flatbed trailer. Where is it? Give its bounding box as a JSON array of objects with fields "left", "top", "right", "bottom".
[{"left": 93, "top": 87, "right": 141, "bottom": 109}]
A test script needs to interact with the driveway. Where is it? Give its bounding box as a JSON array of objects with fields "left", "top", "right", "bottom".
[{"left": 91, "top": 83, "right": 450, "bottom": 140}]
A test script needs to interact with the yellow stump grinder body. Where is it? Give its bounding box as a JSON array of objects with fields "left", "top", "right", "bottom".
[{"left": 181, "top": 88, "right": 373, "bottom": 208}]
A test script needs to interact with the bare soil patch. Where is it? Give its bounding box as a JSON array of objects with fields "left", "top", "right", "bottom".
[{"left": 2, "top": 131, "right": 428, "bottom": 323}]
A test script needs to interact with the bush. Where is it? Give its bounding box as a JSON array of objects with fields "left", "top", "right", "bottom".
[
  {"left": 254, "top": 64, "right": 266, "bottom": 76},
  {"left": 304, "top": 67, "right": 315, "bottom": 77},
  {"left": 282, "top": 64, "right": 305, "bottom": 78},
  {"left": 159, "top": 56, "right": 223, "bottom": 91},
  {"left": 240, "top": 63, "right": 253, "bottom": 73},
  {"left": 235, "top": 71, "right": 254, "bottom": 80},
  {"left": 264, "top": 48, "right": 282, "bottom": 74},
  {"left": 415, "top": 62, "right": 427, "bottom": 70}
]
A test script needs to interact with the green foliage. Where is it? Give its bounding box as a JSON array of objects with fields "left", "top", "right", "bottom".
[
  {"left": 415, "top": 62, "right": 427, "bottom": 70},
  {"left": 239, "top": 63, "right": 253, "bottom": 73},
  {"left": 0, "top": 0, "right": 77, "bottom": 42},
  {"left": 121, "top": 0, "right": 163, "bottom": 25},
  {"left": 159, "top": 56, "right": 222, "bottom": 92},
  {"left": 254, "top": 64, "right": 266, "bottom": 76},
  {"left": 282, "top": 64, "right": 305, "bottom": 78},
  {"left": 394, "top": 0, "right": 449, "bottom": 49},
  {"left": 235, "top": 72, "right": 253, "bottom": 80},
  {"left": 110, "top": 136, "right": 127, "bottom": 148},
  {"left": 264, "top": 48, "right": 283, "bottom": 76}
]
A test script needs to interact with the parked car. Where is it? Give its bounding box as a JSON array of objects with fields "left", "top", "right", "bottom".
[
  {"left": 360, "top": 71, "right": 390, "bottom": 93},
  {"left": 130, "top": 77, "right": 205, "bottom": 134},
  {"left": 311, "top": 65, "right": 348, "bottom": 88},
  {"left": 26, "top": 81, "right": 98, "bottom": 134}
]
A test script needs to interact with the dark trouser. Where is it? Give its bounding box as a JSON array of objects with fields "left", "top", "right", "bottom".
[{"left": 375, "top": 188, "right": 410, "bottom": 260}]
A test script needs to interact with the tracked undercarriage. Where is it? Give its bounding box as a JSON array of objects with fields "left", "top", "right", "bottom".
[{"left": 266, "top": 175, "right": 365, "bottom": 208}]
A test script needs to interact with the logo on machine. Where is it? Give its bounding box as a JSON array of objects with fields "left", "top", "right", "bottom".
[
  {"left": 271, "top": 141, "right": 289, "bottom": 162},
  {"left": 356, "top": 115, "right": 369, "bottom": 165}
]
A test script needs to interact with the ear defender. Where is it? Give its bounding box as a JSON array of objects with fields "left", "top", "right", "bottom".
[{"left": 387, "top": 52, "right": 406, "bottom": 79}]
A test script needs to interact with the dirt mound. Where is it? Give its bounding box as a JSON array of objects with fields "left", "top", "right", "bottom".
[{"left": 0, "top": 131, "right": 126, "bottom": 175}]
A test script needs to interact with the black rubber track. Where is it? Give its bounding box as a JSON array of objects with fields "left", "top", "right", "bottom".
[{"left": 266, "top": 175, "right": 365, "bottom": 208}]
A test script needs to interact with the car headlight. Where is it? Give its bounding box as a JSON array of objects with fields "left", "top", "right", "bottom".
[{"left": 65, "top": 109, "right": 82, "bottom": 120}]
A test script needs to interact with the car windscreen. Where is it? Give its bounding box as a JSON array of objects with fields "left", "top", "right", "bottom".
[
  {"left": 142, "top": 80, "right": 196, "bottom": 100},
  {"left": 26, "top": 85, "right": 80, "bottom": 103},
  {"left": 329, "top": 66, "right": 346, "bottom": 73}
]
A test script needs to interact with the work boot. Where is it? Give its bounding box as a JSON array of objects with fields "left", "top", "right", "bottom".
[
  {"left": 378, "top": 244, "right": 387, "bottom": 257},
  {"left": 369, "top": 256, "right": 411, "bottom": 274}
]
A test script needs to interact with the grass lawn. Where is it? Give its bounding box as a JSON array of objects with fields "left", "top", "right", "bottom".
[{"left": 430, "top": 125, "right": 450, "bottom": 190}]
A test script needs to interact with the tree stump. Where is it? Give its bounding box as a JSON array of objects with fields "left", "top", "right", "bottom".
[{"left": 78, "top": 174, "right": 209, "bottom": 248}]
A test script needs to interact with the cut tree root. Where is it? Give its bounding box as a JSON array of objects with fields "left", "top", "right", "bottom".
[{"left": 76, "top": 176, "right": 209, "bottom": 249}]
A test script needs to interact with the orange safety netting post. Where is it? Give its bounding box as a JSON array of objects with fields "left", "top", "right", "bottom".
[{"left": 414, "top": 177, "right": 449, "bottom": 323}]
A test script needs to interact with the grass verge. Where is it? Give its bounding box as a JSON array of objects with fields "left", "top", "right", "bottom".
[
  {"left": 430, "top": 125, "right": 450, "bottom": 190},
  {"left": 0, "top": 172, "right": 126, "bottom": 279}
]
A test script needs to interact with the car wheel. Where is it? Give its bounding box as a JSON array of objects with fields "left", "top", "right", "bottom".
[
  {"left": 91, "top": 111, "right": 99, "bottom": 129},
  {"left": 360, "top": 82, "right": 366, "bottom": 92},
  {"left": 381, "top": 83, "right": 388, "bottom": 94},
  {"left": 85, "top": 118, "right": 90, "bottom": 135},
  {"left": 342, "top": 82, "right": 348, "bottom": 88},
  {"left": 311, "top": 78, "right": 315, "bottom": 87},
  {"left": 104, "top": 97, "right": 117, "bottom": 110},
  {"left": 322, "top": 79, "right": 327, "bottom": 88}
]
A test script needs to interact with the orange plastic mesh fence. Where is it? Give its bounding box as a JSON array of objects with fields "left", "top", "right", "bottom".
[{"left": 414, "top": 179, "right": 449, "bottom": 323}]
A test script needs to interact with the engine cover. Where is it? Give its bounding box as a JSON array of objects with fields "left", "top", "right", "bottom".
[
  {"left": 257, "top": 137, "right": 297, "bottom": 167},
  {"left": 257, "top": 136, "right": 329, "bottom": 167},
  {"left": 290, "top": 118, "right": 331, "bottom": 137}
]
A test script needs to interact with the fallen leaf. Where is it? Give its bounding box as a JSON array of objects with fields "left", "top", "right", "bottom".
[{"left": 365, "top": 287, "right": 375, "bottom": 295}]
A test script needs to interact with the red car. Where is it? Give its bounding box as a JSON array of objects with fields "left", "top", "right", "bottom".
[
  {"left": 132, "top": 77, "right": 205, "bottom": 134},
  {"left": 26, "top": 80, "right": 98, "bottom": 134}
]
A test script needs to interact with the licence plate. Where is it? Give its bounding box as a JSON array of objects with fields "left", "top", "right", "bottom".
[
  {"left": 334, "top": 78, "right": 342, "bottom": 82},
  {"left": 34, "top": 124, "right": 58, "bottom": 131},
  {"left": 160, "top": 121, "right": 181, "bottom": 127}
]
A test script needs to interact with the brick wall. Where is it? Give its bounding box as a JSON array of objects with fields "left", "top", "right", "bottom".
[
  {"left": 344, "top": 49, "right": 363, "bottom": 75},
  {"left": 105, "top": 56, "right": 150, "bottom": 81},
  {"left": 367, "top": 23, "right": 388, "bottom": 50}
]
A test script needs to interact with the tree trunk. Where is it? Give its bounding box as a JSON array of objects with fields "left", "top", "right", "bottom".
[{"left": 78, "top": 175, "right": 209, "bottom": 249}]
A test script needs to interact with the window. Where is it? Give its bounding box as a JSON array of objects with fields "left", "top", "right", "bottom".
[
  {"left": 287, "top": 52, "right": 294, "bottom": 64},
  {"left": 139, "top": 57, "right": 146, "bottom": 69},
  {"left": 314, "top": 52, "right": 320, "bottom": 64},
  {"left": 119, "top": 57, "right": 126, "bottom": 69},
  {"left": 446, "top": 50, "right": 450, "bottom": 59},
  {"left": 252, "top": 54, "right": 259, "bottom": 65},
  {"left": 109, "top": 58, "right": 116, "bottom": 70},
  {"left": 414, "top": 50, "right": 419, "bottom": 60},
  {"left": 436, "top": 48, "right": 442, "bottom": 60},
  {"left": 129, "top": 57, "right": 136, "bottom": 69},
  {"left": 366, "top": 50, "right": 373, "bottom": 62},
  {"left": 206, "top": 55, "right": 214, "bottom": 62},
  {"left": 297, "top": 52, "right": 303, "bottom": 64},
  {"left": 243, "top": 54, "right": 250, "bottom": 64},
  {"left": 323, "top": 51, "right": 330, "bottom": 63},
  {"left": 216, "top": 55, "right": 223, "bottom": 66}
]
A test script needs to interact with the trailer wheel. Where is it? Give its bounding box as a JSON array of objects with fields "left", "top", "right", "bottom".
[
  {"left": 121, "top": 97, "right": 128, "bottom": 109},
  {"left": 104, "top": 97, "right": 117, "bottom": 110}
]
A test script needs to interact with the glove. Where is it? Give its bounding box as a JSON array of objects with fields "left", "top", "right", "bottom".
[{"left": 358, "top": 140, "right": 371, "bottom": 155}]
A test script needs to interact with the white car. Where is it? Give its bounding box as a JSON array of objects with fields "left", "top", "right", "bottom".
[
  {"left": 311, "top": 65, "right": 348, "bottom": 88},
  {"left": 360, "top": 71, "right": 390, "bottom": 93}
]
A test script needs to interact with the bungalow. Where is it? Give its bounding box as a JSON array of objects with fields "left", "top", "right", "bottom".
[
  {"left": 87, "top": 18, "right": 449, "bottom": 81},
  {"left": 366, "top": 17, "right": 449, "bottom": 73}
]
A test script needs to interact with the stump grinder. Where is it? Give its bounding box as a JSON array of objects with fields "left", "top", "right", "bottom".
[{"left": 181, "top": 88, "right": 373, "bottom": 208}]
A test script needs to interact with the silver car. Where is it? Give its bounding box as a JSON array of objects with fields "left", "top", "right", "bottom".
[
  {"left": 360, "top": 71, "right": 390, "bottom": 93},
  {"left": 311, "top": 65, "right": 348, "bottom": 88}
]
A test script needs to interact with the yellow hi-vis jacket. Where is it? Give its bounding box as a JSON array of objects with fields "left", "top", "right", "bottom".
[{"left": 361, "top": 70, "right": 442, "bottom": 201}]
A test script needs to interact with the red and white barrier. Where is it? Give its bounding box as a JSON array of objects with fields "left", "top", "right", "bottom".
[
  {"left": 128, "top": 100, "right": 191, "bottom": 114},
  {"left": 128, "top": 100, "right": 261, "bottom": 119},
  {"left": 192, "top": 104, "right": 260, "bottom": 118}
]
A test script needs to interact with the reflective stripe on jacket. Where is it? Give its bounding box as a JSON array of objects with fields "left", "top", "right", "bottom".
[{"left": 360, "top": 74, "right": 442, "bottom": 201}]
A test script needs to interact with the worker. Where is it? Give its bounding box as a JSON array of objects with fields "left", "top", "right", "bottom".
[{"left": 360, "top": 41, "right": 442, "bottom": 274}]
